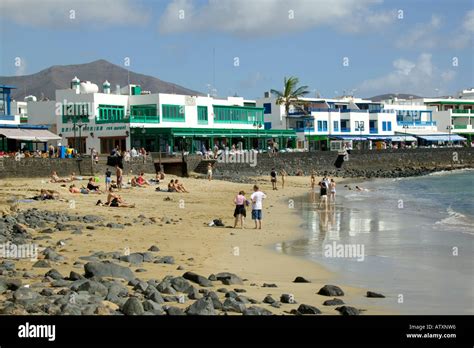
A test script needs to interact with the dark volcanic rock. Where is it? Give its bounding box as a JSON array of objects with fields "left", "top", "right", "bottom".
[
  {"left": 293, "top": 276, "right": 311, "bottom": 283},
  {"left": 280, "top": 294, "right": 296, "bottom": 304},
  {"left": 121, "top": 297, "right": 145, "bottom": 315},
  {"left": 13, "top": 287, "right": 38, "bottom": 302},
  {"left": 317, "top": 285, "right": 344, "bottom": 297},
  {"left": 297, "top": 304, "right": 321, "bottom": 315},
  {"left": 45, "top": 269, "right": 64, "bottom": 280},
  {"left": 183, "top": 272, "right": 213, "bottom": 287},
  {"left": 323, "top": 298, "right": 345, "bottom": 306},
  {"left": 154, "top": 256, "right": 175, "bottom": 264},
  {"left": 32, "top": 260, "right": 51, "bottom": 268},
  {"left": 170, "top": 277, "right": 192, "bottom": 293},
  {"left": 243, "top": 306, "right": 273, "bottom": 316},
  {"left": 367, "top": 291, "right": 385, "bottom": 298},
  {"left": 186, "top": 296, "right": 216, "bottom": 315},
  {"left": 223, "top": 297, "right": 246, "bottom": 313},
  {"left": 84, "top": 261, "right": 134, "bottom": 281},
  {"left": 262, "top": 283, "right": 277, "bottom": 288},
  {"left": 165, "top": 306, "right": 185, "bottom": 316},
  {"left": 76, "top": 280, "right": 108, "bottom": 297},
  {"left": 335, "top": 306, "right": 360, "bottom": 316},
  {"left": 148, "top": 245, "right": 160, "bottom": 252},
  {"left": 263, "top": 295, "right": 276, "bottom": 304},
  {"left": 215, "top": 272, "right": 243, "bottom": 285}
]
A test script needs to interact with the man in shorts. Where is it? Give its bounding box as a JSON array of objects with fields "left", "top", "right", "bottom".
[{"left": 251, "top": 185, "right": 266, "bottom": 229}]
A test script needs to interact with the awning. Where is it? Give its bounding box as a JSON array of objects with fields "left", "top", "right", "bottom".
[
  {"left": 0, "top": 128, "right": 61, "bottom": 141},
  {"left": 331, "top": 136, "right": 367, "bottom": 141},
  {"left": 368, "top": 135, "right": 417, "bottom": 142},
  {"left": 417, "top": 134, "right": 466, "bottom": 142}
]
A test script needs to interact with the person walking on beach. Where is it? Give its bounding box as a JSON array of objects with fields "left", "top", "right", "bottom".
[
  {"left": 233, "top": 191, "right": 247, "bottom": 229},
  {"left": 329, "top": 178, "right": 336, "bottom": 202},
  {"left": 280, "top": 169, "right": 287, "bottom": 189},
  {"left": 115, "top": 165, "right": 123, "bottom": 189},
  {"left": 310, "top": 172, "right": 316, "bottom": 191},
  {"left": 251, "top": 185, "right": 266, "bottom": 229},
  {"left": 207, "top": 163, "right": 213, "bottom": 181},
  {"left": 270, "top": 168, "right": 277, "bottom": 190},
  {"left": 318, "top": 178, "right": 328, "bottom": 209}
]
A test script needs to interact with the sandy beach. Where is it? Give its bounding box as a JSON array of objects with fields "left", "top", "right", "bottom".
[{"left": 0, "top": 172, "right": 391, "bottom": 315}]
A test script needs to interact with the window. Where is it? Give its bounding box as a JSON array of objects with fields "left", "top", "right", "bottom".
[
  {"left": 198, "top": 106, "right": 208, "bottom": 124},
  {"left": 382, "top": 121, "right": 387, "bottom": 131},
  {"left": 62, "top": 103, "right": 90, "bottom": 123},
  {"left": 213, "top": 105, "right": 263, "bottom": 124},
  {"left": 387, "top": 121, "right": 392, "bottom": 131},
  {"left": 263, "top": 103, "right": 272, "bottom": 114},
  {"left": 317, "top": 120, "right": 323, "bottom": 131},
  {"left": 97, "top": 105, "right": 125, "bottom": 123},
  {"left": 162, "top": 104, "right": 185, "bottom": 121},
  {"left": 355, "top": 121, "right": 364, "bottom": 131},
  {"left": 333, "top": 121, "right": 339, "bottom": 131},
  {"left": 130, "top": 104, "right": 158, "bottom": 123},
  {"left": 323, "top": 121, "right": 328, "bottom": 131}
]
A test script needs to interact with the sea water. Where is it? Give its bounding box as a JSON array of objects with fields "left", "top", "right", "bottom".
[{"left": 276, "top": 169, "right": 474, "bottom": 314}]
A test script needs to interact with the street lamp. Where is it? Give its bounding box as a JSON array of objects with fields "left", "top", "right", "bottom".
[
  {"left": 403, "top": 124, "right": 409, "bottom": 145},
  {"left": 253, "top": 121, "right": 262, "bottom": 150},
  {"left": 446, "top": 125, "right": 452, "bottom": 147}
]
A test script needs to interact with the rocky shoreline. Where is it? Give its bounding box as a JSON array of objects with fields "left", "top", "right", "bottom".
[
  {"left": 0, "top": 208, "right": 383, "bottom": 316},
  {"left": 204, "top": 164, "right": 472, "bottom": 183}
]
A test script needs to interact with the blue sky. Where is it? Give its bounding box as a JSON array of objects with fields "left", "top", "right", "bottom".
[{"left": 1, "top": 0, "right": 473, "bottom": 99}]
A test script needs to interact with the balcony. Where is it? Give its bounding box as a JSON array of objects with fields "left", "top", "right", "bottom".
[
  {"left": 451, "top": 109, "right": 473, "bottom": 114},
  {"left": 397, "top": 121, "right": 437, "bottom": 126},
  {"left": 340, "top": 109, "right": 368, "bottom": 113},
  {"left": 130, "top": 115, "right": 160, "bottom": 123},
  {"left": 370, "top": 128, "right": 378, "bottom": 134},
  {"left": 294, "top": 127, "right": 315, "bottom": 132},
  {"left": 369, "top": 109, "right": 395, "bottom": 113},
  {"left": 309, "top": 108, "right": 338, "bottom": 112},
  {"left": 453, "top": 124, "right": 468, "bottom": 129},
  {"left": 0, "top": 115, "right": 15, "bottom": 121},
  {"left": 341, "top": 128, "right": 351, "bottom": 133}
]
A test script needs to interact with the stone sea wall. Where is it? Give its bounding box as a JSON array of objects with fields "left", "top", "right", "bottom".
[
  {"left": 0, "top": 156, "right": 156, "bottom": 179},
  {"left": 190, "top": 148, "right": 474, "bottom": 179}
]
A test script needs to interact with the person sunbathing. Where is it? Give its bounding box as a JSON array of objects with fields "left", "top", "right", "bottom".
[
  {"left": 137, "top": 173, "right": 150, "bottom": 186},
  {"left": 104, "top": 188, "right": 135, "bottom": 208},
  {"left": 174, "top": 179, "right": 189, "bottom": 193},
  {"left": 70, "top": 172, "right": 83, "bottom": 181},
  {"left": 69, "top": 184, "right": 89, "bottom": 194},
  {"left": 86, "top": 178, "right": 103, "bottom": 193},
  {"left": 168, "top": 179, "right": 177, "bottom": 192},
  {"left": 30, "top": 189, "right": 60, "bottom": 200},
  {"left": 50, "top": 171, "right": 71, "bottom": 183}
]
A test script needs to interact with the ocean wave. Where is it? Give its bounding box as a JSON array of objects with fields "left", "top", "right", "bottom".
[
  {"left": 434, "top": 207, "right": 474, "bottom": 235},
  {"left": 427, "top": 168, "right": 474, "bottom": 177}
]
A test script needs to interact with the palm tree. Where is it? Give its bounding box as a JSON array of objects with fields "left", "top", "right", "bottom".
[{"left": 271, "top": 76, "right": 310, "bottom": 130}]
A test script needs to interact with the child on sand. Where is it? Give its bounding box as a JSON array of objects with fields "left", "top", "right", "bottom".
[
  {"left": 207, "top": 163, "right": 213, "bottom": 181},
  {"left": 105, "top": 168, "right": 112, "bottom": 191}
]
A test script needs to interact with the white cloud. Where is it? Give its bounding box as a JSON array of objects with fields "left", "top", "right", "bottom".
[
  {"left": 395, "top": 11, "right": 474, "bottom": 50},
  {"left": 0, "top": 0, "right": 149, "bottom": 27},
  {"left": 158, "top": 0, "right": 396, "bottom": 37},
  {"left": 463, "top": 9, "right": 474, "bottom": 32},
  {"left": 395, "top": 15, "right": 441, "bottom": 49},
  {"left": 358, "top": 53, "right": 457, "bottom": 96}
]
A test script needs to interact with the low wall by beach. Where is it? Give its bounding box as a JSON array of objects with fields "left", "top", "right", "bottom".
[
  {"left": 190, "top": 147, "right": 474, "bottom": 179},
  {"left": 0, "top": 156, "right": 156, "bottom": 179}
]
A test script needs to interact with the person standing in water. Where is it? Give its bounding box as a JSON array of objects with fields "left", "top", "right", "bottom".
[{"left": 330, "top": 178, "right": 336, "bottom": 202}]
